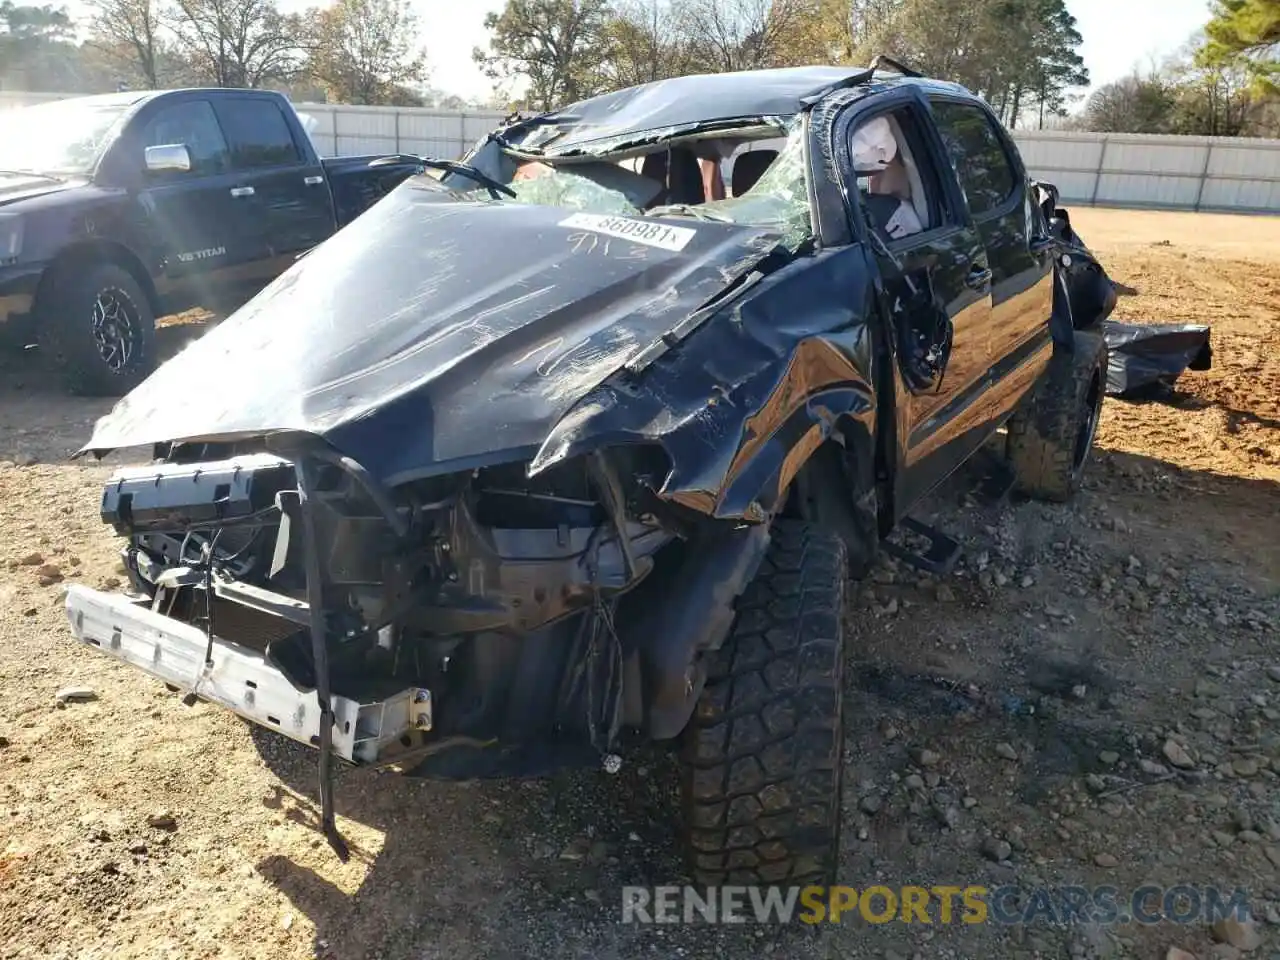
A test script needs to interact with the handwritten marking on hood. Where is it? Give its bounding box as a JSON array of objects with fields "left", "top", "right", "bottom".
[{"left": 559, "top": 213, "right": 696, "bottom": 252}]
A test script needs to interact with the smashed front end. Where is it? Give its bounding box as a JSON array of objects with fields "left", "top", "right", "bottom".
[
  {"left": 65, "top": 69, "right": 886, "bottom": 857},
  {"left": 70, "top": 428, "right": 779, "bottom": 854}
]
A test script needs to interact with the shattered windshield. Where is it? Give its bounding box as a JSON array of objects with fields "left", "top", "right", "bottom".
[
  {"left": 0, "top": 99, "right": 130, "bottom": 175},
  {"left": 666, "top": 126, "right": 811, "bottom": 249},
  {"left": 459, "top": 121, "right": 812, "bottom": 250}
]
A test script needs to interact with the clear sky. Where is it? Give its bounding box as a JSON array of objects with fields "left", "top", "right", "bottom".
[{"left": 62, "top": 0, "right": 1217, "bottom": 105}]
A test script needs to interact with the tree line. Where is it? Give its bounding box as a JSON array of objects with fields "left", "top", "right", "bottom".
[
  {"left": 473, "top": 0, "right": 1277, "bottom": 135},
  {"left": 2, "top": 0, "right": 1277, "bottom": 135},
  {"left": 472, "top": 0, "right": 1090, "bottom": 128},
  {"left": 0, "top": 0, "right": 434, "bottom": 106},
  {"left": 1080, "top": 0, "right": 1279, "bottom": 136}
]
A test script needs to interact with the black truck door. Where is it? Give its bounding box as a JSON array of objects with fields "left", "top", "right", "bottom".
[
  {"left": 840, "top": 99, "right": 997, "bottom": 512},
  {"left": 928, "top": 98, "right": 1056, "bottom": 429},
  {"left": 133, "top": 98, "right": 248, "bottom": 308},
  {"left": 211, "top": 96, "right": 335, "bottom": 280}
]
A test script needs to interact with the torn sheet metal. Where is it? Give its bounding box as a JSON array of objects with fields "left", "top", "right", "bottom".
[
  {"left": 531, "top": 245, "right": 881, "bottom": 520},
  {"left": 1100, "top": 321, "right": 1213, "bottom": 397},
  {"left": 80, "top": 175, "right": 783, "bottom": 486},
  {"left": 1033, "top": 180, "right": 1118, "bottom": 330}
]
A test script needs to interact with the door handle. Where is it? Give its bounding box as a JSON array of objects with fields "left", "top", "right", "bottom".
[
  {"left": 303, "top": 175, "right": 324, "bottom": 185},
  {"left": 965, "top": 265, "right": 992, "bottom": 291},
  {"left": 229, "top": 186, "right": 255, "bottom": 198}
]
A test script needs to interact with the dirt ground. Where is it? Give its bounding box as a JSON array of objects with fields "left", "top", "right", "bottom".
[{"left": 0, "top": 208, "right": 1277, "bottom": 960}]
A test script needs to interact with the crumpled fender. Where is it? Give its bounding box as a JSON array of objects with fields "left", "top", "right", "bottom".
[{"left": 531, "top": 245, "right": 880, "bottom": 521}]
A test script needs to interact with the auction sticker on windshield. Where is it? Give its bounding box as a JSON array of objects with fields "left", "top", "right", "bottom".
[{"left": 559, "top": 213, "right": 696, "bottom": 252}]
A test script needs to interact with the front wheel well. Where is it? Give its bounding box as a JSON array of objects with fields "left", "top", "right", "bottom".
[
  {"left": 780, "top": 435, "right": 879, "bottom": 578},
  {"left": 34, "top": 241, "right": 159, "bottom": 322}
]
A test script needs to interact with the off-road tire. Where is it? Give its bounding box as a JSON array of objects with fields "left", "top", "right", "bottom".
[
  {"left": 1006, "top": 329, "right": 1108, "bottom": 503},
  {"left": 680, "top": 519, "right": 847, "bottom": 886},
  {"left": 39, "top": 261, "right": 156, "bottom": 396}
]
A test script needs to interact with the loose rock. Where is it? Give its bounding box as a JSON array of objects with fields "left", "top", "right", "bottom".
[
  {"left": 54, "top": 687, "right": 97, "bottom": 705},
  {"left": 1210, "top": 917, "right": 1261, "bottom": 951},
  {"left": 860, "top": 794, "right": 883, "bottom": 815},
  {"left": 1231, "top": 758, "right": 1259, "bottom": 778},
  {"left": 147, "top": 811, "right": 177, "bottom": 831},
  {"left": 995, "top": 742, "right": 1018, "bottom": 761},
  {"left": 913, "top": 748, "right": 941, "bottom": 768},
  {"left": 981, "top": 837, "right": 1012, "bottom": 862},
  {"left": 1093, "top": 852, "right": 1120, "bottom": 868},
  {"left": 1163, "top": 739, "right": 1196, "bottom": 769}
]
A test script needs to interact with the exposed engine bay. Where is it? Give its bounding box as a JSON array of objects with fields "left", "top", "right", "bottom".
[{"left": 104, "top": 441, "right": 765, "bottom": 785}]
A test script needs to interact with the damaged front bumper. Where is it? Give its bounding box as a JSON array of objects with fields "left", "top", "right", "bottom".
[{"left": 63, "top": 584, "right": 430, "bottom": 765}]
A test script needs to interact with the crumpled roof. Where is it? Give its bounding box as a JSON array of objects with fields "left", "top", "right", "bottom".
[{"left": 503, "top": 66, "right": 867, "bottom": 157}]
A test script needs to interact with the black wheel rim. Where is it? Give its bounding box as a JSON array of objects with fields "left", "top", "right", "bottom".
[
  {"left": 91, "top": 288, "right": 141, "bottom": 373},
  {"left": 1073, "top": 373, "right": 1103, "bottom": 472}
]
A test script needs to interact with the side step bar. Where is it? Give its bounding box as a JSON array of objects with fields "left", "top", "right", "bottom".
[{"left": 881, "top": 516, "right": 963, "bottom": 576}]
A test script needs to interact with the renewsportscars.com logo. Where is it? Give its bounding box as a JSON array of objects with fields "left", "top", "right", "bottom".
[{"left": 620, "top": 885, "right": 1253, "bottom": 926}]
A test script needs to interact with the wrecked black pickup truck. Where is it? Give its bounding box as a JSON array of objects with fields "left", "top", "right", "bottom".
[{"left": 64, "top": 62, "right": 1117, "bottom": 885}]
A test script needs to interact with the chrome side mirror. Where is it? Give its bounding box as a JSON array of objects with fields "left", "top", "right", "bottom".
[{"left": 145, "top": 143, "right": 191, "bottom": 173}]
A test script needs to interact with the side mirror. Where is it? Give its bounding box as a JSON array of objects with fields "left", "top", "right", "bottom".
[{"left": 145, "top": 143, "right": 191, "bottom": 174}]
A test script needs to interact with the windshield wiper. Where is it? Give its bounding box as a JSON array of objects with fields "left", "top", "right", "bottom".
[
  {"left": 369, "top": 154, "right": 516, "bottom": 199},
  {"left": 0, "top": 169, "right": 64, "bottom": 182}
]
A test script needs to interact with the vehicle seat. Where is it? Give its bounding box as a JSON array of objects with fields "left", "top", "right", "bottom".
[
  {"left": 732, "top": 150, "right": 777, "bottom": 196},
  {"left": 886, "top": 115, "right": 930, "bottom": 228},
  {"left": 640, "top": 147, "right": 706, "bottom": 206}
]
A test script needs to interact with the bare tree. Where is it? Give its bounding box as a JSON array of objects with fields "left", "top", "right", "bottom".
[
  {"left": 169, "top": 0, "right": 302, "bottom": 87},
  {"left": 83, "top": 0, "right": 163, "bottom": 87},
  {"left": 1082, "top": 72, "right": 1177, "bottom": 133},
  {"left": 306, "top": 0, "right": 426, "bottom": 104},
  {"left": 599, "top": 0, "right": 697, "bottom": 87},
  {"left": 672, "top": 0, "right": 810, "bottom": 71}
]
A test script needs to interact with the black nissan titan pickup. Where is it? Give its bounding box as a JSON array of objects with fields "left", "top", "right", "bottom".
[{"left": 0, "top": 87, "right": 419, "bottom": 393}]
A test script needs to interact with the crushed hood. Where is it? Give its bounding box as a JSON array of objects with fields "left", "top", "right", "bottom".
[{"left": 83, "top": 176, "right": 783, "bottom": 484}]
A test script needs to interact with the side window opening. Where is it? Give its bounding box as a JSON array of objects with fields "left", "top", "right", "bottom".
[
  {"left": 141, "top": 100, "right": 231, "bottom": 178},
  {"left": 731, "top": 150, "right": 778, "bottom": 197},
  {"left": 849, "top": 109, "right": 940, "bottom": 244},
  {"left": 928, "top": 100, "right": 1017, "bottom": 218}
]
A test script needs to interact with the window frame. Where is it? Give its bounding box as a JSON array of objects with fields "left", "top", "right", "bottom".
[
  {"left": 830, "top": 90, "right": 971, "bottom": 254},
  {"left": 926, "top": 95, "right": 1025, "bottom": 223},
  {"left": 211, "top": 96, "right": 307, "bottom": 172},
  {"left": 138, "top": 97, "right": 232, "bottom": 181}
]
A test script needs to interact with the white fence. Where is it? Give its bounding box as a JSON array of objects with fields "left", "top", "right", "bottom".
[
  {"left": 1014, "top": 130, "right": 1280, "bottom": 215},
  {"left": 4, "top": 90, "right": 1279, "bottom": 214},
  {"left": 295, "top": 101, "right": 506, "bottom": 160}
]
